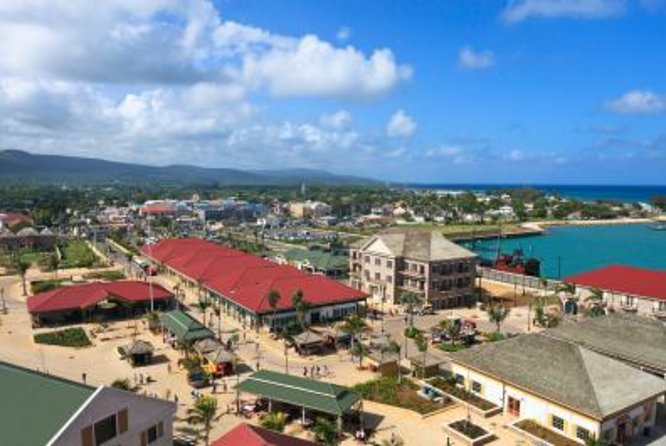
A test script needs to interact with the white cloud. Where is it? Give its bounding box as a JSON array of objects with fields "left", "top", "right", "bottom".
[
  {"left": 386, "top": 110, "right": 417, "bottom": 138},
  {"left": 503, "top": 149, "right": 525, "bottom": 161},
  {"left": 336, "top": 26, "right": 351, "bottom": 41},
  {"left": 242, "top": 35, "right": 411, "bottom": 98},
  {"left": 425, "top": 145, "right": 471, "bottom": 164},
  {"left": 458, "top": 46, "right": 495, "bottom": 70},
  {"left": 606, "top": 90, "right": 666, "bottom": 114},
  {"left": 320, "top": 110, "right": 352, "bottom": 129},
  {"left": 501, "top": 0, "right": 626, "bottom": 23}
]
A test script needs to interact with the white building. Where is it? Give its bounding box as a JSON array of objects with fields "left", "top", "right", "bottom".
[
  {"left": 0, "top": 361, "right": 176, "bottom": 446},
  {"left": 450, "top": 334, "right": 665, "bottom": 444}
]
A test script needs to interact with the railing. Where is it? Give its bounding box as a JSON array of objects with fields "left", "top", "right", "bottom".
[{"left": 478, "top": 267, "right": 561, "bottom": 291}]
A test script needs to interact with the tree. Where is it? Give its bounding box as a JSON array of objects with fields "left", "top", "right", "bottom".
[
  {"left": 110, "top": 378, "right": 133, "bottom": 392},
  {"left": 339, "top": 313, "right": 369, "bottom": 354},
  {"left": 261, "top": 411, "right": 287, "bottom": 432},
  {"left": 381, "top": 338, "right": 402, "bottom": 382},
  {"left": 351, "top": 341, "right": 370, "bottom": 368},
  {"left": 187, "top": 395, "right": 218, "bottom": 446},
  {"left": 47, "top": 252, "right": 59, "bottom": 279},
  {"left": 195, "top": 297, "right": 213, "bottom": 327},
  {"left": 556, "top": 282, "right": 577, "bottom": 300},
  {"left": 438, "top": 318, "right": 460, "bottom": 346},
  {"left": 400, "top": 292, "right": 424, "bottom": 327},
  {"left": 533, "top": 296, "right": 560, "bottom": 328},
  {"left": 413, "top": 332, "right": 428, "bottom": 378},
  {"left": 267, "top": 289, "right": 281, "bottom": 331},
  {"left": 14, "top": 256, "right": 31, "bottom": 296},
  {"left": 313, "top": 417, "right": 339, "bottom": 446},
  {"left": 585, "top": 287, "right": 605, "bottom": 317},
  {"left": 291, "top": 289, "right": 309, "bottom": 330},
  {"left": 486, "top": 304, "right": 510, "bottom": 333}
]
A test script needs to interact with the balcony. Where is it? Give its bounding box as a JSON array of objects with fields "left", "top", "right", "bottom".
[{"left": 400, "top": 268, "right": 426, "bottom": 278}]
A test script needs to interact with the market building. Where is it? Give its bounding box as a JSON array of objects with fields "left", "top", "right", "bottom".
[{"left": 142, "top": 239, "right": 367, "bottom": 331}]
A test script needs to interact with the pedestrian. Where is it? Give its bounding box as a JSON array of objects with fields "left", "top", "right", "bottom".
[
  {"left": 212, "top": 381, "right": 217, "bottom": 394},
  {"left": 139, "top": 373, "right": 144, "bottom": 385},
  {"left": 316, "top": 365, "right": 320, "bottom": 377},
  {"left": 222, "top": 380, "right": 227, "bottom": 393},
  {"left": 174, "top": 394, "right": 179, "bottom": 405},
  {"left": 167, "top": 362, "right": 172, "bottom": 374},
  {"left": 303, "top": 366, "right": 308, "bottom": 377},
  {"left": 166, "top": 389, "right": 171, "bottom": 400},
  {"left": 310, "top": 366, "right": 315, "bottom": 377},
  {"left": 81, "top": 372, "right": 87, "bottom": 384}
]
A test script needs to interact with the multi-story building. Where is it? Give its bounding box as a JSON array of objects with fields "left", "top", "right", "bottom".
[
  {"left": 288, "top": 201, "right": 332, "bottom": 219},
  {"left": 349, "top": 229, "right": 476, "bottom": 309}
]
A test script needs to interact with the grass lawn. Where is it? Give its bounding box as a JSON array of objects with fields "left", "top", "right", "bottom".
[
  {"left": 34, "top": 327, "right": 92, "bottom": 348},
  {"left": 353, "top": 377, "right": 446, "bottom": 414},
  {"left": 62, "top": 241, "right": 98, "bottom": 268}
]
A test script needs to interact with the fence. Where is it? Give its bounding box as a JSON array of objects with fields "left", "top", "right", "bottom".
[{"left": 478, "top": 267, "right": 561, "bottom": 291}]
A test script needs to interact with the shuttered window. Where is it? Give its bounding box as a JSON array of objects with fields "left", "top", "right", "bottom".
[
  {"left": 81, "top": 426, "right": 94, "bottom": 446},
  {"left": 117, "top": 408, "right": 128, "bottom": 434}
]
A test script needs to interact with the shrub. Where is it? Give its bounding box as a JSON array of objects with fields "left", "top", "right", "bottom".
[
  {"left": 353, "top": 377, "right": 443, "bottom": 414},
  {"left": 31, "top": 279, "right": 66, "bottom": 294},
  {"left": 83, "top": 270, "right": 126, "bottom": 281},
  {"left": 437, "top": 343, "right": 467, "bottom": 352},
  {"left": 34, "top": 327, "right": 92, "bottom": 348}
]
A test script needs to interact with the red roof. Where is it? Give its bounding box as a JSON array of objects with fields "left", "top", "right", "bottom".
[
  {"left": 565, "top": 265, "right": 666, "bottom": 302},
  {"left": 139, "top": 205, "right": 178, "bottom": 215},
  {"left": 143, "top": 238, "right": 367, "bottom": 314},
  {"left": 0, "top": 213, "right": 33, "bottom": 227},
  {"left": 212, "top": 423, "right": 316, "bottom": 446},
  {"left": 27, "top": 281, "right": 173, "bottom": 314}
]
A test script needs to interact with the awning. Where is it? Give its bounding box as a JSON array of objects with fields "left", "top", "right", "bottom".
[
  {"left": 236, "top": 370, "right": 359, "bottom": 416},
  {"left": 160, "top": 310, "right": 214, "bottom": 342}
]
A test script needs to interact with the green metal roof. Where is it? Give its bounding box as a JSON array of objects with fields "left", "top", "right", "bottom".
[
  {"left": 283, "top": 249, "right": 348, "bottom": 271},
  {"left": 160, "top": 309, "right": 214, "bottom": 342},
  {"left": 236, "top": 370, "right": 359, "bottom": 416},
  {"left": 0, "top": 361, "right": 95, "bottom": 445}
]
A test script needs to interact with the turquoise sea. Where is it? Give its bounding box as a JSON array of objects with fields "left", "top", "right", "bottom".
[{"left": 463, "top": 224, "right": 666, "bottom": 279}]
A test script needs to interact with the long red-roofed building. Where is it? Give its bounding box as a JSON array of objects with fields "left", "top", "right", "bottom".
[
  {"left": 142, "top": 238, "right": 367, "bottom": 329},
  {"left": 565, "top": 265, "right": 666, "bottom": 317},
  {"left": 212, "top": 423, "right": 316, "bottom": 446},
  {"left": 27, "top": 281, "right": 173, "bottom": 326}
]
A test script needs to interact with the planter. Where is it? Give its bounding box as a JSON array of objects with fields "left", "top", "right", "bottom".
[
  {"left": 422, "top": 379, "right": 502, "bottom": 418},
  {"left": 509, "top": 420, "right": 581, "bottom": 446},
  {"left": 443, "top": 419, "right": 494, "bottom": 446}
]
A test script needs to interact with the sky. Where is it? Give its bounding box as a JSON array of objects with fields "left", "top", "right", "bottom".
[{"left": 0, "top": 0, "right": 665, "bottom": 184}]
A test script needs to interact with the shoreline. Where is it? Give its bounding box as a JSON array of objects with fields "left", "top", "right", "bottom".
[{"left": 522, "top": 216, "right": 665, "bottom": 232}]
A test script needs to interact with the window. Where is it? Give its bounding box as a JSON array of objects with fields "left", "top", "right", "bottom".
[
  {"left": 386, "top": 275, "right": 393, "bottom": 283},
  {"left": 387, "top": 260, "right": 393, "bottom": 268},
  {"left": 146, "top": 422, "right": 164, "bottom": 444},
  {"left": 576, "top": 426, "right": 590, "bottom": 441},
  {"left": 625, "top": 296, "right": 636, "bottom": 307},
  {"left": 471, "top": 381, "right": 482, "bottom": 393},
  {"left": 375, "top": 258, "right": 381, "bottom": 266},
  {"left": 375, "top": 272, "right": 381, "bottom": 280},
  {"left": 551, "top": 415, "right": 565, "bottom": 431},
  {"left": 94, "top": 414, "right": 117, "bottom": 446},
  {"left": 364, "top": 256, "right": 370, "bottom": 264},
  {"left": 454, "top": 374, "right": 464, "bottom": 385},
  {"left": 659, "top": 302, "right": 666, "bottom": 312}
]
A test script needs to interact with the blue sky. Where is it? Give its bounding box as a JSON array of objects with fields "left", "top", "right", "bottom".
[{"left": 0, "top": 0, "right": 664, "bottom": 184}]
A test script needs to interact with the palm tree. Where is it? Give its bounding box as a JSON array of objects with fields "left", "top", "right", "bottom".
[
  {"left": 340, "top": 313, "right": 369, "bottom": 353},
  {"left": 400, "top": 292, "right": 424, "bottom": 327},
  {"left": 15, "top": 257, "right": 31, "bottom": 296},
  {"left": 351, "top": 341, "right": 370, "bottom": 368},
  {"left": 267, "top": 289, "right": 281, "bottom": 332},
  {"left": 187, "top": 395, "right": 218, "bottom": 446},
  {"left": 438, "top": 318, "right": 460, "bottom": 346},
  {"left": 414, "top": 332, "right": 428, "bottom": 378},
  {"left": 313, "top": 417, "right": 339, "bottom": 446},
  {"left": 584, "top": 287, "right": 605, "bottom": 317},
  {"left": 486, "top": 304, "right": 510, "bottom": 333},
  {"left": 196, "top": 298, "right": 213, "bottom": 327},
  {"left": 110, "top": 378, "right": 133, "bottom": 392},
  {"left": 291, "top": 289, "right": 309, "bottom": 330},
  {"left": 556, "top": 282, "right": 577, "bottom": 300},
  {"left": 261, "top": 411, "right": 287, "bottom": 432}
]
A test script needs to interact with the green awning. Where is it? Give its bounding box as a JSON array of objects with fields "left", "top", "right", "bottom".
[
  {"left": 159, "top": 310, "right": 214, "bottom": 342},
  {"left": 236, "top": 370, "right": 359, "bottom": 416}
]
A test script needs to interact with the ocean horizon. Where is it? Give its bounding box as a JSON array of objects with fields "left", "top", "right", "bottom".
[{"left": 404, "top": 184, "right": 666, "bottom": 203}]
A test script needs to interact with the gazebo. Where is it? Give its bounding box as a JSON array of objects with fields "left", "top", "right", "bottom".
[
  {"left": 193, "top": 338, "right": 235, "bottom": 377},
  {"left": 120, "top": 340, "right": 155, "bottom": 366},
  {"left": 292, "top": 330, "right": 327, "bottom": 356},
  {"left": 236, "top": 370, "right": 361, "bottom": 429},
  {"left": 409, "top": 353, "right": 443, "bottom": 379}
]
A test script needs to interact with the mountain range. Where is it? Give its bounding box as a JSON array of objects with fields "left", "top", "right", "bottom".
[{"left": 0, "top": 150, "right": 374, "bottom": 186}]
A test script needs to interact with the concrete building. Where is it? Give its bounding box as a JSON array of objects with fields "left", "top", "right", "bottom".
[
  {"left": 349, "top": 229, "right": 476, "bottom": 309},
  {"left": 288, "top": 201, "right": 331, "bottom": 219},
  {"left": 565, "top": 265, "right": 666, "bottom": 318},
  {"left": 0, "top": 361, "right": 175, "bottom": 446},
  {"left": 450, "top": 334, "right": 665, "bottom": 445}
]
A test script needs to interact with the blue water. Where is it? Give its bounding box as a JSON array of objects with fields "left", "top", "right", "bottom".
[
  {"left": 407, "top": 184, "right": 666, "bottom": 203},
  {"left": 464, "top": 224, "right": 666, "bottom": 279}
]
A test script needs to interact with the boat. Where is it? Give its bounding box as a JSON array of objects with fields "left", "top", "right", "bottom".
[{"left": 648, "top": 224, "right": 666, "bottom": 231}]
